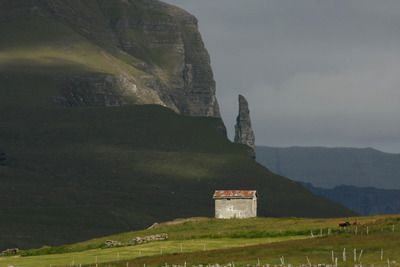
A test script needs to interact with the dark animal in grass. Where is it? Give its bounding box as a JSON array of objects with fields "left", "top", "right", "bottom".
[{"left": 339, "top": 221, "right": 359, "bottom": 227}]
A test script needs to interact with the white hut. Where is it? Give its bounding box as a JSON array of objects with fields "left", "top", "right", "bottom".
[{"left": 213, "top": 190, "right": 258, "bottom": 219}]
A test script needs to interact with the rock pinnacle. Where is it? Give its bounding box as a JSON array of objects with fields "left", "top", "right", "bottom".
[{"left": 234, "top": 95, "right": 256, "bottom": 158}]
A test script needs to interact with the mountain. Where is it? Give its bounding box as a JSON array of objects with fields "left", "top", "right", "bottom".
[
  {"left": 301, "top": 183, "right": 400, "bottom": 216},
  {"left": 256, "top": 146, "right": 400, "bottom": 189},
  {"left": 0, "top": 0, "right": 356, "bottom": 250},
  {"left": 0, "top": 0, "right": 220, "bottom": 116}
]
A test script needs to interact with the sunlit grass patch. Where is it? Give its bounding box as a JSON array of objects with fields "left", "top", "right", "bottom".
[{"left": 2, "top": 215, "right": 400, "bottom": 267}]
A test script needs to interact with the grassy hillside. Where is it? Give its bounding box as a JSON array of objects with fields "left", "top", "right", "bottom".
[
  {"left": 2, "top": 215, "right": 400, "bottom": 267},
  {"left": 0, "top": 104, "right": 357, "bottom": 250}
]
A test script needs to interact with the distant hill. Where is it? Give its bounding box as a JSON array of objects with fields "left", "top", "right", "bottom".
[
  {"left": 256, "top": 146, "right": 400, "bottom": 189},
  {"left": 301, "top": 183, "right": 400, "bottom": 216}
]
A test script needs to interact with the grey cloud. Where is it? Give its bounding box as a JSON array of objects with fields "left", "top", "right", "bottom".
[{"left": 163, "top": 0, "right": 400, "bottom": 153}]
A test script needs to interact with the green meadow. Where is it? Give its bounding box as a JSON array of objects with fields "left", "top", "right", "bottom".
[{"left": 2, "top": 215, "right": 400, "bottom": 267}]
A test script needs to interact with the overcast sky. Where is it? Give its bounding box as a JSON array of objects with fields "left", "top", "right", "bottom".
[{"left": 162, "top": 0, "right": 400, "bottom": 154}]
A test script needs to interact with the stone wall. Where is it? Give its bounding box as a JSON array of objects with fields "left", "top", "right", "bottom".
[
  {"left": 104, "top": 233, "right": 168, "bottom": 247},
  {"left": 132, "top": 233, "right": 168, "bottom": 244},
  {"left": 1, "top": 248, "right": 19, "bottom": 255}
]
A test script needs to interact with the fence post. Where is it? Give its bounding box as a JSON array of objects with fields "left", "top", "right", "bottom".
[{"left": 343, "top": 248, "right": 346, "bottom": 261}]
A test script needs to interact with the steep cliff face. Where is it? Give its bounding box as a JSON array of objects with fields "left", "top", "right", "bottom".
[
  {"left": 234, "top": 95, "right": 256, "bottom": 157},
  {"left": 0, "top": 0, "right": 220, "bottom": 117}
]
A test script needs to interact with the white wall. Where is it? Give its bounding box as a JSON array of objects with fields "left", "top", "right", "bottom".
[{"left": 215, "top": 198, "right": 257, "bottom": 219}]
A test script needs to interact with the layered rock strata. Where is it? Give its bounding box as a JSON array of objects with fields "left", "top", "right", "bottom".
[{"left": 5, "top": 0, "right": 220, "bottom": 117}]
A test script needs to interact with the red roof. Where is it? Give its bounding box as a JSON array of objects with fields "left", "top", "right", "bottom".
[{"left": 213, "top": 190, "right": 257, "bottom": 199}]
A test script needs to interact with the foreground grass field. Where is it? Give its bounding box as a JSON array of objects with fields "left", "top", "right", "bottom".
[{"left": 2, "top": 215, "right": 400, "bottom": 267}]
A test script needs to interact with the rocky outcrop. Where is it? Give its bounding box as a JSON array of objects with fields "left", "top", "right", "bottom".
[
  {"left": 50, "top": 74, "right": 168, "bottom": 108},
  {"left": 234, "top": 95, "right": 256, "bottom": 158},
  {"left": 23, "top": 0, "right": 221, "bottom": 117}
]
